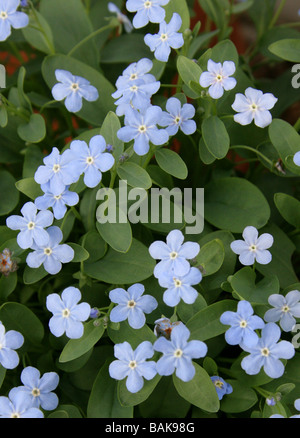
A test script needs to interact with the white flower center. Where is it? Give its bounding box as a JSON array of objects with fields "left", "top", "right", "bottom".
[
  {"left": 215, "top": 74, "right": 224, "bottom": 82},
  {"left": 170, "top": 251, "right": 178, "bottom": 260},
  {"left": 0, "top": 11, "right": 7, "bottom": 20},
  {"left": 282, "top": 305, "right": 290, "bottom": 313},
  {"left": 62, "top": 308, "right": 70, "bottom": 318},
  {"left": 127, "top": 299, "right": 136, "bottom": 309},
  {"left": 261, "top": 347, "right": 270, "bottom": 357},
  {"left": 174, "top": 348, "right": 183, "bottom": 358},
  {"left": 44, "top": 247, "right": 52, "bottom": 256},
  {"left": 214, "top": 379, "right": 224, "bottom": 389},
  {"left": 52, "top": 164, "right": 61, "bottom": 173},
  {"left": 31, "top": 388, "right": 40, "bottom": 397},
  {"left": 11, "top": 412, "right": 20, "bottom": 418},
  {"left": 144, "top": 1, "right": 152, "bottom": 8},
  {"left": 138, "top": 124, "right": 147, "bottom": 133},
  {"left": 54, "top": 194, "right": 62, "bottom": 200},
  {"left": 239, "top": 319, "right": 248, "bottom": 328},
  {"left": 130, "top": 73, "right": 137, "bottom": 80},
  {"left": 174, "top": 116, "right": 181, "bottom": 124},
  {"left": 130, "top": 85, "right": 138, "bottom": 92},
  {"left": 173, "top": 278, "right": 182, "bottom": 288},
  {"left": 27, "top": 221, "right": 35, "bottom": 230},
  {"left": 71, "top": 82, "right": 79, "bottom": 92},
  {"left": 129, "top": 360, "right": 137, "bottom": 369},
  {"left": 250, "top": 103, "right": 258, "bottom": 111},
  {"left": 160, "top": 33, "right": 168, "bottom": 41},
  {"left": 86, "top": 156, "right": 94, "bottom": 165},
  {"left": 249, "top": 244, "right": 257, "bottom": 252},
  {"left": 0, "top": 343, "right": 2, "bottom": 350}
]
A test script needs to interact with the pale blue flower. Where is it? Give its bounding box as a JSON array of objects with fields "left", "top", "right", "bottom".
[
  {"left": 67, "top": 136, "right": 115, "bottom": 188},
  {"left": 264, "top": 290, "right": 300, "bottom": 332},
  {"left": 46, "top": 286, "right": 91, "bottom": 339},
  {"left": 117, "top": 105, "right": 169, "bottom": 156},
  {"left": 9, "top": 366, "right": 59, "bottom": 411},
  {"left": 6, "top": 201, "right": 53, "bottom": 249},
  {"left": 199, "top": 59, "right": 237, "bottom": 99},
  {"left": 52, "top": 69, "right": 99, "bottom": 113},
  {"left": 153, "top": 323, "right": 207, "bottom": 382},
  {"left": 241, "top": 322, "right": 295, "bottom": 378},
  {"left": 26, "top": 226, "right": 74, "bottom": 275},
  {"left": 0, "top": 391, "right": 43, "bottom": 418},
  {"left": 232, "top": 87, "right": 278, "bottom": 128},
  {"left": 34, "top": 147, "right": 77, "bottom": 197},
  {"left": 109, "top": 341, "right": 157, "bottom": 393},
  {"left": 149, "top": 229, "right": 200, "bottom": 278},
  {"left": 220, "top": 300, "right": 265, "bottom": 347},
  {"left": 160, "top": 97, "right": 196, "bottom": 136},
  {"left": 158, "top": 266, "right": 202, "bottom": 307},
  {"left": 35, "top": 185, "right": 79, "bottom": 220},
  {"left": 144, "top": 13, "right": 184, "bottom": 62},
  {"left": 0, "top": 322, "right": 24, "bottom": 370},
  {"left": 230, "top": 225, "right": 274, "bottom": 266},
  {"left": 115, "top": 58, "right": 156, "bottom": 91},
  {"left": 126, "top": 0, "right": 170, "bottom": 29},
  {"left": 109, "top": 283, "right": 158, "bottom": 329},
  {"left": 0, "top": 0, "right": 29, "bottom": 42},
  {"left": 293, "top": 151, "right": 300, "bottom": 167},
  {"left": 108, "top": 2, "right": 133, "bottom": 33},
  {"left": 210, "top": 376, "right": 233, "bottom": 400}
]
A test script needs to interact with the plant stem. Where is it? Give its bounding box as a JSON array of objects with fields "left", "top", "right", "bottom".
[
  {"left": 269, "top": 0, "right": 287, "bottom": 29},
  {"left": 67, "top": 22, "right": 118, "bottom": 57},
  {"left": 229, "top": 145, "right": 274, "bottom": 167}
]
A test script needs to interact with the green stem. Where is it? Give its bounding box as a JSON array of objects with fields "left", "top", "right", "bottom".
[
  {"left": 67, "top": 22, "right": 118, "bottom": 57},
  {"left": 253, "top": 386, "right": 271, "bottom": 398},
  {"left": 230, "top": 145, "right": 274, "bottom": 167},
  {"left": 71, "top": 206, "right": 82, "bottom": 221},
  {"left": 39, "top": 99, "right": 57, "bottom": 114},
  {"left": 268, "top": 0, "right": 287, "bottom": 29}
]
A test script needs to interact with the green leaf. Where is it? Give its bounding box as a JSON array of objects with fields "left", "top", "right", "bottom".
[
  {"left": 0, "top": 105, "right": 8, "bottom": 128},
  {"left": 83, "top": 238, "right": 155, "bottom": 284},
  {"left": 202, "top": 116, "right": 230, "bottom": 159},
  {"left": 155, "top": 148, "right": 188, "bottom": 179},
  {"left": 173, "top": 362, "right": 220, "bottom": 412},
  {"left": 208, "top": 38, "right": 239, "bottom": 65},
  {"left": 268, "top": 38, "right": 300, "bottom": 62},
  {"left": 17, "top": 113, "right": 46, "bottom": 144},
  {"left": 23, "top": 265, "right": 48, "bottom": 285},
  {"left": 0, "top": 171, "right": 19, "bottom": 216},
  {"left": 87, "top": 360, "right": 133, "bottom": 418},
  {"left": 0, "top": 302, "right": 44, "bottom": 346},
  {"left": 82, "top": 230, "right": 107, "bottom": 263},
  {"left": 195, "top": 239, "right": 225, "bottom": 276},
  {"left": 204, "top": 177, "right": 270, "bottom": 233},
  {"left": 186, "top": 300, "right": 237, "bottom": 341},
  {"left": 100, "top": 111, "right": 124, "bottom": 161},
  {"left": 96, "top": 207, "right": 132, "bottom": 253},
  {"left": 107, "top": 320, "right": 156, "bottom": 349},
  {"left": 17, "top": 67, "right": 32, "bottom": 112},
  {"left": 15, "top": 177, "right": 44, "bottom": 200},
  {"left": 0, "top": 272, "right": 18, "bottom": 301},
  {"left": 269, "top": 119, "right": 300, "bottom": 173},
  {"left": 118, "top": 374, "right": 161, "bottom": 407},
  {"left": 164, "top": 0, "right": 190, "bottom": 32},
  {"left": 40, "top": 0, "right": 99, "bottom": 68},
  {"left": 59, "top": 320, "right": 105, "bottom": 363},
  {"left": 177, "top": 55, "right": 203, "bottom": 90},
  {"left": 199, "top": 137, "right": 216, "bottom": 165},
  {"left": 42, "top": 54, "right": 115, "bottom": 126},
  {"left": 274, "top": 193, "right": 300, "bottom": 229},
  {"left": 67, "top": 243, "right": 89, "bottom": 262},
  {"left": 220, "top": 380, "right": 258, "bottom": 413},
  {"left": 22, "top": 9, "right": 55, "bottom": 55},
  {"left": 117, "top": 162, "right": 152, "bottom": 190},
  {"left": 229, "top": 267, "right": 280, "bottom": 304},
  {"left": 100, "top": 33, "right": 151, "bottom": 64}
]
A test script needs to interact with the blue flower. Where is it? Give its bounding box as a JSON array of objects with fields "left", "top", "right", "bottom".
[
  {"left": 0, "top": 391, "right": 43, "bottom": 418},
  {"left": 51, "top": 69, "right": 99, "bottom": 113},
  {"left": 109, "top": 283, "right": 158, "bottom": 329},
  {"left": 199, "top": 59, "right": 237, "bottom": 99},
  {"left": 115, "top": 58, "right": 156, "bottom": 91},
  {"left": 0, "top": 322, "right": 24, "bottom": 370},
  {"left": 109, "top": 341, "right": 157, "bottom": 393},
  {"left": 149, "top": 229, "right": 200, "bottom": 278},
  {"left": 241, "top": 322, "right": 295, "bottom": 378},
  {"left": 67, "top": 136, "right": 115, "bottom": 188},
  {"left": 6, "top": 201, "right": 53, "bottom": 249},
  {"left": 153, "top": 323, "right": 207, "bottom": 382},
  {"left": 158, "top": 267, "right": 202, "bottom": 307},
  {"left": 112, "top": 78, "right": 161, "bottom": 116},
  {"left": 35, "top": 185, "right": 79, "bottom": 220},
  {"left": 108, "top": 2, "right": 133, "bottom": 33},
  {"left": 154, "top": 318, "right": 182, "bottom": 339},
  {"left": 293, "top": 151, "right": 300, "bottom": 167},
  {"left": 264, "top": 290, "right": 300, "bottom": 332},
  {"left": 46, "top": 286, "right": 91, "bottom": 339},
  {"left": 210, "top": 376, "right": 233, "bottom": 400},
  {"left": 220, "top": 300, "right": 265, "bottom": 347},
  {"left": 232, "top": 87, "right": 278, "bottom": 128},
  {"left": 26, "top": 226, "right": 74, "bottom": 275},
  {"left": 0, "top": 0, "right": 29, "bottom": 42},
  {"left": 126, "top": 0, "right": 170, "bottom": 29},
  {"left": 230, "top": 225, "right": 274, "bottom": 266},
  {"left": 117, "top": 105, "right": 169, "bottom": 156},
  {"left": 160, "top": 97, "right": 196, "bottom": 136},
  {"left": 144, "top": 13, "right": 184, "bottom": 62},
  {"left": 9, "top": 366, "right": 59, "bottom": 411},
  {"left": 34, "top": 147, "right": 77, "bottom": 197}
]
